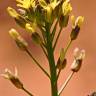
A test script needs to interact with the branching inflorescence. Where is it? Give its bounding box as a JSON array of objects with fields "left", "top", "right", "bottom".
[{"left": 1, "top": 0, "right": 85, "bottom": 96}]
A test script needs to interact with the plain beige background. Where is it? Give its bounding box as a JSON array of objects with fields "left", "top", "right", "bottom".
[{"left": 0, "top": 0, "right": 96, "bottom": 96}]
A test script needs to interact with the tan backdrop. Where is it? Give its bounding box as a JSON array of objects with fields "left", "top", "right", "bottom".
[{"left": 0, "top": 0, "right": 96, "bottom": 96}]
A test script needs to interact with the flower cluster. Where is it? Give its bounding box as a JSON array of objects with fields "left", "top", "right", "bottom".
[{"left": 1, "top": 0, "right": 85, "bottom": 96}]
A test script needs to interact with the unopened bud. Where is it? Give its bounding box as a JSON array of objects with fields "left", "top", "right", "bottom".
[
  {"left": 15, "top": 16, "right": 27, "bottom": 28},
  {"left": 7, "top": 7, "right": 27, "bottom": 28},
  {"left": 31, "top": 32, "right": 42, "bottom": 45},
  {"left": 7, "top": 7, "right": 19, "bottom": 18},
  {"left": 59, "top": 15, "right": 69, "bottom": 27},
  {"left": 26, "top": 23, "right": 35, "bottom": 34},
  {"left": 57, "top": 58, "right": 67, "bottom": 70},
  {"left": 9, "top": 29, "right": 28, "bottom": 50},
  {"left": 70, "top": 15, "right": 84, "bottom": 40}
]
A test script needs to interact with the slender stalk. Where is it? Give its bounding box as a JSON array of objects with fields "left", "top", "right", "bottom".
[
  {"left": 45, "top": 22, "right": 58, "bottom": 96},
  {"left": 64, "top": 39, "right": 72, "bottom": 55},
  {"left": 40, "top": 44, "right": 48, "bottom": 59},
  {"left": 22, "top": 87, "right": 34, "bottom": 96},
  {"left": 57, "top": 69, "right": 61, "bottom": 81},
  {"left": 53, "top": 27, "right": 62, "bottom": 51},
  {"left": 51, "top": 19, "right": 59, "bottom": 41},
  {"left": 25, "top": 48, "right": 50, "bottom": 79},
  {"left": 58, "top": 71, "right": 74, "bottom": 95}
]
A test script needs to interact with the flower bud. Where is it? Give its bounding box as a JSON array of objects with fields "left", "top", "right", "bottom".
[
  {"left": 26, "top": 23, "right": 35, "bottom": 34},
  {"left": 57, "top": 58, "right": 67, "bottom": 70},
  {"left": 59, "top": 15, "right": 69, "bottom": 27},
  {"left": 31, "top": 32, "right": 42, "bottom": 45},
  {"left": 7, "top": 7, "right": 27, "bottom": 28},
  {"left": 70, "top": 15, "right": 84, "bottom": 40},
  {"left": 7, "top": 7, "right": 19, "bottom": 18},
  {"left": 9, "top": 29, "right": 28, "bottom": 50},
  {"left": 1, "top": 68, "right": 23, "bottom": 89},
  {"left": 56, "top": 48, "right": 67, "bottom": 70}
]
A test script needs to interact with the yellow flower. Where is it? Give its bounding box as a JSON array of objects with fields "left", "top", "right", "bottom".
[
  {"left": 62, "top": 0, "right": 72, "bottom": 16},
  {"left": 39, "top": 0, "right": 60, "bottom": 22},
  {"left": 70, "top": 15, "right": 84, "bottom": 40},
  {"left": 71, "top": 15, "right": 84, "bottom": 28},
  {"left": 1, "top": 68, "right": 23, "bottom": 89},
  {"left": 16, "top": 0, "right": 31, "bottom": 9}
]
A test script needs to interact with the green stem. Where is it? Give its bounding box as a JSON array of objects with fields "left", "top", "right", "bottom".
[
  {"left": 22, "top": 87, "right": 34, "bottom": 96},
  {"left": 45, "top": 22, "right": 58, "bottom": 96},
  {"left": 58, "top": 71, "right": 74, "bottom": 95},
  {"left": 25, "top": 48, "right": 50, "bottom": 79},
  {"left": 53, "top": 27, "right": 62, "bottom": 51}
]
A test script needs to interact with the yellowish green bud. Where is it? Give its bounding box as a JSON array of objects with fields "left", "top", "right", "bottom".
[
  {"left": 1, "top": 68, "right": 23, "bottom": 89},
  {"left": 25, "top": 23, "right": 35, "bottom": 34},
  {"left": 31, "top": 32, "right": 42, "bottom": 45},
  {"left": 9, "top": 29, "right": 20, "bottom": 40},
  {"left": 7, "top": 7, "right": 27, "bottom": 28},
  {"left": 7, "top": 7, "right": 19, "bottom": 18},
  {"left": 9, "top": 29, "right": 28, "bottom": 50},
  {"left": 56, "top": 48, "right": 67, "bottom": 70}
]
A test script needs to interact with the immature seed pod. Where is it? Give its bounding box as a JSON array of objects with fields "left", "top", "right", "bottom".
[{"left": 57, "top": 58, "right": 67, "bottom": 70}]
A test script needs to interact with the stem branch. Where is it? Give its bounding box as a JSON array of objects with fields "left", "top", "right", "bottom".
[
  {"left": 22, "top": 87, "right": 34, "bottom": 96},
  {"left": 25, "top": 48, "right": 50, "bottom": 79},
  {"left": 53, "top": 27, "right": 62, "bottom": 51},
  {"left": 58, "top": 71, "right": 74, "bottom": 95}
]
